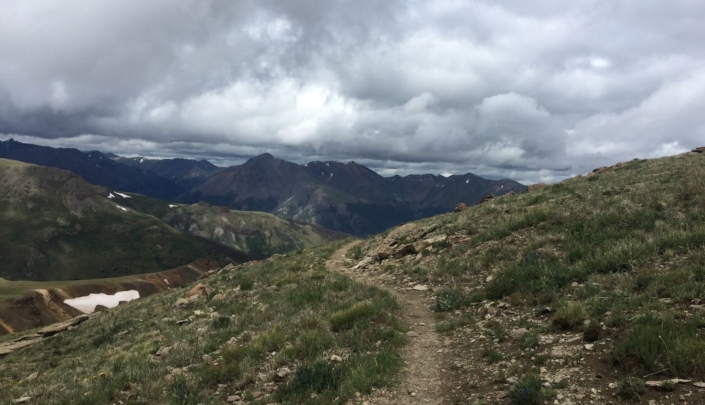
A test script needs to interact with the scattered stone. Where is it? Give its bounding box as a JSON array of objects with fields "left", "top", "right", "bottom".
[
  {"left": 226, "top": 394, "right": 242, "bottom": 402},
  {"left": 485, "top": 275, "right": 494, "bottom": 283},
  {"left": 26, "top": 372, "right": 38, "bottom": 381},
  {"left": 692, "top": 146, "right": 705, "bottom": 153},
  {"left": 487, "top": 307, "right": 499, "bottom": 316},
  {"left": 94, "top": 304, "right": 109, "bottom": 312},
  {"left": 694, "top": 382, "right": 705, "bottom": 388},
  {"left": 406, "top": 331, "right": 420, "bottom": 337},
  {"left": 330, "top": 355, "right": 343, "bottom": 362},
  {"left": 527, "top": 183, "right": 546, "bottom": 191},
  {"left": 412, "top": 285, "right": 428, "bottom": 291},
  {"left": 12, "top": 397, "right": 31, "bottom": 404},
  {"left": 584, "top": 344, "right": 594, "bottom": 351},
  {"left": 251, "top": 391, "right": 262, "bottom": 399}
]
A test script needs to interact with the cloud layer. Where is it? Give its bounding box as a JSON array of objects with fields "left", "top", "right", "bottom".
[{"left": 1, "top": 0, "right": 704, "bottom": 183}]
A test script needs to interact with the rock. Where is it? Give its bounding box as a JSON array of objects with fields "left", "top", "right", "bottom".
[
  {"left": 692, "top": 146, "right": 705, "bottom": 153},
  {"left": 485, "top": 275, "right": 494, "bottom": 283},
  {"left": 406, "top": 331, "right": 420, "bottom": 337},
  {"left": 511, "top": 328, "right": 528, "bottom": 340},
  {"left": 274, "top": 367, "right": 291, "bottom": 382},
  {"left": 198, "top": 270, "right": 217, "bottom": 280},
  {"left": 39, "top": 314, "right": 89, "bottom": 337},
  {"left": 571, "top": 282, "right": 579, "bottom": 287},
  {"left": 26, "top": 372, "right": 38, "bottom": 381},
  {"left": 584, "top": 344, "right": 594, "bottom": 351},
  {"left": 527, "top": 183, "right": 546, "bottom": 192},
  {"left": 94, "top": 304, "right": 109, "bottom": 312},
  {"left": 392, "top": 244, "right": 417, "bottom": 258},
  {"left": 646, "top": 379, "right": 691, "bottom": 388},
  {"left": 330, "top": 354, "right": 343, "bottom": 362},
  {"left": 454, "top": 203, "right": 467, "bottom": 212},
  {"left": 352, "top": 257, "right": 375, "bottom": 270},
  {"left": 226, "top": 395, "right": 241, "bottom": 402},
  {"left": 251, "top": 391, "right": 262, "bottom": 399},
  {"left": 659, "top": 298, "right": 673, "bottom": 304},
  {"left": 475, "top": 193, "right": 495, "bottom": 205},
  {"left": 12, "top": 397, "right": 31, "bottom": 404},
  {"left": 487, "top": 307, "right": 499, "bottom": 316},
  {"left": 0, "top": 338, "right": 41, "bottom": 357},
  {"left": 412, "top": 285, "right": 428, "bottom": 291},
  {"left": 156, "top": 346, "right": 172, "bottom": 356},
  {"left": 186, "top": 284, "right": 210, "bottom": 299},
  {"left": 694, "top": 382, "right": 705, "bottom": 388},
  {"left": 507, "top": 376, "right": 519, "bottom": 384}
]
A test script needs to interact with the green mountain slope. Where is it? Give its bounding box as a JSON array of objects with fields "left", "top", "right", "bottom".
[
  {"left": 0, "top": 159, "right": 249, "bottom": 281},
  {"left": 0, "top": 242, "right": 405, "bottom": 405},
  {"left": 348, "top": 147, "right": 705, "bottom": 401},
  {"left": 114, "top": 192, "right": 351, "bottom": 257}
]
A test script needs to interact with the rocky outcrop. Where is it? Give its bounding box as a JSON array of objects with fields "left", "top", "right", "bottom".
[{"left": 353, "top": 223, "right": 444, "bottom": 270}]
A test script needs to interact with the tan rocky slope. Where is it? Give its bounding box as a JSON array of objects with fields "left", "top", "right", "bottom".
[
  {"left": 347, "top": 147, "right": 705, "bottom": 404},
  {"left": 0, "top": 261, "right": 212, "bottom": 335}
]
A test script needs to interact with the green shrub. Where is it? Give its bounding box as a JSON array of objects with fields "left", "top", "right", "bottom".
[
  {"left": 617, "top": 377, "right": 645, "bottom": 401},
  {"left": 509, "top": 374, "right": 542, "bottom": 405},
  {"left": 552, "top": 303, "right": 585, "bottom": 330}
]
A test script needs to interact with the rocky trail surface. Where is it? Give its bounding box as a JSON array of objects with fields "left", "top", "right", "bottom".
[{"left": 327, "top": 242, "right": 449, "bottom": 405}]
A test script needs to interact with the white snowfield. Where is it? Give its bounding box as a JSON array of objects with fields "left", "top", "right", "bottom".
[
  {"left": 115, "top": 192, "right": 131, "bottom": 198},
  {"left": 64, "top": 290, "right": 140, "bottom": 314},
  {"left": 169, "top": 204, "right": 178, "bottom": 208},
  {"left": 107, "top": 193, "right": 115, "bottom": 199},
  {"left": 115, "top": 204, "right": 127, "bottom": 211}
]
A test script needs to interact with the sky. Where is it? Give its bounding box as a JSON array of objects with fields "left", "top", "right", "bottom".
[{"left": 1, "top": 0, "right": 704, "bottom": 184}]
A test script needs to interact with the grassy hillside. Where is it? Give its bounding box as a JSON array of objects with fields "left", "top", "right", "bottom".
[
  {"left": 116, "top": 193, "right": 350, "bottom": 257},
  {"left": 0, "top": 242, "right": 405, "bottom": 405},
  {"left": 349, "top": 148, "right": 705, "bottom": 402},
  {"left": 0, "top": 159, "right": 249, "bottom": 281}
]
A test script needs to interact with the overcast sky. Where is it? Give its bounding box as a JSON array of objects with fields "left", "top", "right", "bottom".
[{"left": 1, "top": 1, "right": 704, "bottom": 183}]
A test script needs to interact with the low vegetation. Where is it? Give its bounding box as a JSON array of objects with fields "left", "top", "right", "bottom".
[
  {"left": 350, "top": 149, "right": 705, "bottom": 401},
  {"left": 0, "top": 241, "right": 405, "bottom": 404}
]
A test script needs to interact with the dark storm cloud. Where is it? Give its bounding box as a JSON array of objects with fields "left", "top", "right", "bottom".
[{"left": 1, "top": 0, "right": 704, "bottom": 183}]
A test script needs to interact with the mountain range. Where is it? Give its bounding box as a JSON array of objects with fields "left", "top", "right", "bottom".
[{"left": 0, "top": 139, "right": 526, "bottom": 236}]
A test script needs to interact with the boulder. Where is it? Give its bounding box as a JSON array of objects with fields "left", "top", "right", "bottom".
[
  {"left": 527, "top": 183, "right": 546, "bottom": 192},
  {"left": 186, "top": 284, "right": 210, "bottom": 299},
  {"left": 475, "top": 193, "right": 495, "bottom": 205},
  {"left": 454, "top": 203, "right": 467, "bottom": 212}
]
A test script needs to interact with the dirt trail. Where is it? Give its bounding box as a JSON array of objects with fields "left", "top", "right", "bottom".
[{"left": 326, "top": 242, "right": 447, "bottom": 405}]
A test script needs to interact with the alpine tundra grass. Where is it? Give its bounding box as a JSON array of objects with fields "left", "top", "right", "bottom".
[{"left": 0, "top": 241, "right": 404, "bottom": 405}]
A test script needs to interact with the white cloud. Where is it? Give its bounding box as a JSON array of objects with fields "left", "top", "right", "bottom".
[{"left": 0, "top": 0, "right": 704, "bottom": 184}]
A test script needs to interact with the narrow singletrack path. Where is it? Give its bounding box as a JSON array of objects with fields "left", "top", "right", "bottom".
[{"left": 326, "top": 242, "right": 447, "bottom": 405}]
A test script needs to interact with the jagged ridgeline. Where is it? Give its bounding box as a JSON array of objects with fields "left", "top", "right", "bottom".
[{"left": 0, "top": 159, "right": 249, "bottom": 281}]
